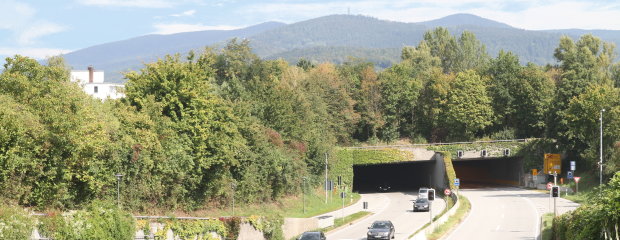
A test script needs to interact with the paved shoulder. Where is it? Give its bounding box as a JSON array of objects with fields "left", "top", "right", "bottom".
[{"left": 445, "top": 187, "right": 580, "bottom": 240}]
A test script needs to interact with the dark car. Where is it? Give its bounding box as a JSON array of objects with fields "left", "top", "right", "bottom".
[
  {"left": 367, "top": 220, "right": 395, "bottom": 239},
  {"left": 297, "top": 231, "right": 326, "bottom": 240},
  {"left": 378, "top": 182, "right": 391, "bottom": 192},
  {"left": 413, "top": 198, "right": 430, "bottom": 212}
]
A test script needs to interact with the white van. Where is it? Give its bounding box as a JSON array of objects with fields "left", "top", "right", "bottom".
[{"left": 418, "top": 187, "right": 429, "bottom": 199}]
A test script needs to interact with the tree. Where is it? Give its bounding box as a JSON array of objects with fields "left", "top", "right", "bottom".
[
  {"left": 423, "top": 27, "right": 458, "bottom": 74},
  {"left": 485, "top": 51, "right": 521, "bottom": 133},
  {"left": 549, "top": 35, "right": 617, "bottom": 155},
  {"left": 564, "top": 85, "right": 620, "bottom": 173},
  {"left": 443, "top": 70, "right": 494, "bottom": 140},
  {"left": 512, "top": 63, "right": 555, "bottom": 138}
]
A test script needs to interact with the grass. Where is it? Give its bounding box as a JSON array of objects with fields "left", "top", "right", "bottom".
[
  {"left": 189, "top": 187, "right": 361, "bottom": 218},
  {"left": 322, "top": 211, "right": 372, "bottom": 232},
  {"left": 426, "top": 195, "right": 471, "bottom": 240},
  {"left": 541, "top": 213, "right": 554, "bottom": 240}
]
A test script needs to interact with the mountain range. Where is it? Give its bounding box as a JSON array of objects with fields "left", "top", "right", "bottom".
[{"left": 62, "top": 13, "right": 620, "bottom": 83}]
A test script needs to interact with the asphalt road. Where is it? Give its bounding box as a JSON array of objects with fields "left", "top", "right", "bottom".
[
  {"left": 326, "top": 191, "right": 446, "bottom": 240},
  {"left": 445, "top": 187, "right": 580, "bottom": 240}
]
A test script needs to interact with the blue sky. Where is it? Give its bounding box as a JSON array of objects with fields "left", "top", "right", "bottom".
[{"left": 1, "top": 0, "right": 620, "bottom": 60}]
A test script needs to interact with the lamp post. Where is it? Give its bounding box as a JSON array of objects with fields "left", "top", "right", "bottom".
[
  {"left": 325, "top": 152, "right": 328, "bottom": 204},
  {"left": 115, "top": 173, "right": 123, "bottom": 207},
  {"left": 599, "top": 109, "right": 605, "bottom": 189},
  {"left": 231, "top": 182, "right": 237, "bottom": 216},
  {"left": 302, "top": 177, "right": 307, "bottom": 214}
]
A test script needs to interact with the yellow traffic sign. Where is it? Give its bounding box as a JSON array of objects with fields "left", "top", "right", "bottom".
[{"left": 544, "top": 154, "right": 561, "bottom": 174}]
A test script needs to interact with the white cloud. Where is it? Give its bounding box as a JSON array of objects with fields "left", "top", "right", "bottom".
[
  {"left": 0, "top": 0, "right": 36, "bottom": 29},
  {"left": 77, "top": 0, "right": 176, "bottom": 8},
  {"left": 0, "top": 1, "right": 67, "bottom": 46},
  {"left": 17, "top": 22, "right": 67, "bottom": 45},
  {"left": 152, "top": 23, "right": 241, "bottom": 34},
  {"left": 170, "top": 9, "right": 196, "bottom": 17},
  {"left": 0, "top": 47, "right": 72, "bottom": 60}
]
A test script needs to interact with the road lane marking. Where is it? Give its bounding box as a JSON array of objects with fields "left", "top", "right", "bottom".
[
  {"left": 519, "top": 193, "right": 541, "bottom": 240},
  {"left": 327, "top": 194, "right": 391, "bottom": 238}
]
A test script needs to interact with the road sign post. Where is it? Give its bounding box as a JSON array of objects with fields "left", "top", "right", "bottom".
[
  {"left": 574, "top": 177, "right": 581, "bottom": 193},
  {"left": 454, "top": 178, "right": 460, "bottom": 195}
]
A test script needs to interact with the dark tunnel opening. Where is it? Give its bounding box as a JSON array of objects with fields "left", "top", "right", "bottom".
[
  {"left": 353, "top": 161, "right": 434, "bottom": 193},
  {"left": 452, "top": 157, "right": 522, "bottom": 188}
]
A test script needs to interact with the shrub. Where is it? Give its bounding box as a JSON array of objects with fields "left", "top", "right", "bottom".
[
  {"left": 0, "top": 204, "right": 35, "bottom": 240},
  {"left": 39, "top": 200, "right": 135, "bottom": 240}
]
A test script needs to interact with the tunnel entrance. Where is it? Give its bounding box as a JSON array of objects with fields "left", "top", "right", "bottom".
[
  {"left": 452, "top": 157, "right": 522, "bottom": 188},
  {"left": 352, "top": 161, "right": 434, "bottom": 193}
]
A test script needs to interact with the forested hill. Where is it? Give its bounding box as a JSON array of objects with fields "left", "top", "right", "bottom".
[{"left": 62, "top": 13, "right": 620, "bottom": 82}]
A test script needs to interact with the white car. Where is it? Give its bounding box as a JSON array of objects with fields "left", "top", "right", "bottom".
[{"left": 418, "top": 187, "right": 429, "bottom": 199}]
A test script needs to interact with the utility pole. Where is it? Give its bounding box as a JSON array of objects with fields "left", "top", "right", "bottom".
[
  {"left": 115, "top": 173, "right": 123, "bottom": 207},
  {"left": 325, "top": 152, "right": 328, "bottom": 204},
  {"left": 600, "top": 109, "right": 605, "bottom": 191},
  {"left": 231, "top": 182, "right": 237, "bottom": 216},
  {"left": 302, "top": 177, "right": 307, "bottom": 214}
]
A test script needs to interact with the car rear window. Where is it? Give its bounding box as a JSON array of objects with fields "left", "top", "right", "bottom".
[
  {"left": 299, "top": 233, "right": 321, "bottom": 240},
  {"left": 371, "top": 222, "right": 390, "bottom": 229},
  {"left": 419, "top": 189, "right": 427, "bottom": 193}
]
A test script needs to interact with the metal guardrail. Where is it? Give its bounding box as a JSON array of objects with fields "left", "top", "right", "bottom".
[{"left": 345, "top": 138, "right": 534, "bottom": 149}]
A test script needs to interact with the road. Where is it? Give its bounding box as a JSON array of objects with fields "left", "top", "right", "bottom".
[
  {"left": 445, "top": 187, "right": 580, "bottom": 240},
  {"left": 326, "top": 191, "right": 446, "bottom": 240}
]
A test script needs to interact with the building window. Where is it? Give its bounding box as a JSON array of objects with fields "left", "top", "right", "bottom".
[{"left": 94, "top": 86, "right": 98, "bottom": 93}]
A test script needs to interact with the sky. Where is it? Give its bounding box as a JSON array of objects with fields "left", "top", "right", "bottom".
[{"left": 1, "top": 0, "right": 620, "bottom": 60}]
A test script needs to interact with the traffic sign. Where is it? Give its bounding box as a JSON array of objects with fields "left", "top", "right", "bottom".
[
  {"left": 546, "top": 182, "right": 553, "bottom": 190},
  {"left": 544, "top": 154, "right": 561, "bottom": 174},
  {"left": 570, "top": 161, "right": 576, "bottom": 171},
  {"left": 574, "top": 177, "right": 581, "bottom": 183},
  {"left": 444, "top": 188, "right": 451, "bottom": 196},
  {"left": 567, "top": 171, "right": 573, "bottom": 179},
  {"left": 454, "top": 178, "right": 460, "bottom": 186}
]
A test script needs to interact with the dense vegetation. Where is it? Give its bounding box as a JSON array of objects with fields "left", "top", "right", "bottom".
[
  {"left": 0, "top": 28, "right": 619, "bottom": 216},
  {"left": 552, "top": 172, "right": 620, "bottom": 240}
]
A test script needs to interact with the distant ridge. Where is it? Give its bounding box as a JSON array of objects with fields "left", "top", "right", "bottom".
[
  {"left": 419, "top": 13, "right": 514, "bottom": 29},
  {"left": 61, "top": 13, "right": 620, "bottom": 82}
]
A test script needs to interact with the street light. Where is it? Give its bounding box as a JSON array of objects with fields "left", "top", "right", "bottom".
[
  {"left": 302, "top": 177, "right": 307, "bottom": 214},
  {"left": 115, "top": 173, "right": 123, "bottom": 207},
  {"left": 231, "top": 182, "right": 237, "bottom": 216},
  {"left": 599, "top": 109, "right": 605, "bottom": 189}
]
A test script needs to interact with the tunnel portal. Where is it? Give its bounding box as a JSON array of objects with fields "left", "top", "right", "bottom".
[
  {"left": 452, "top": 156, "right": 522, "bottom": 188},
  {"left": 352, "top": 161, "right": 434, "bottom": 193}
]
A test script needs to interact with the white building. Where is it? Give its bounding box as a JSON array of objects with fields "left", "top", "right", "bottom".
[{"left": 70, "top": 66, "right": 125, "bottom": 100}]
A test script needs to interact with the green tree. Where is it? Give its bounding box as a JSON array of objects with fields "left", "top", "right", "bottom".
[
  {"left": 564, "top": 85, "right": 620, "bottom": 174},
  {"left": 443, "top": 70, "right": 494, "bottom": 140}
]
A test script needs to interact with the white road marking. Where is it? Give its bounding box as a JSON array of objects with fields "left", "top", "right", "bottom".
[
  {"left": 519, "top": 193, "right": 541, "bottom": 240},
  {"left": 327, "top": 194, "right": 391, "bottom": 237}
]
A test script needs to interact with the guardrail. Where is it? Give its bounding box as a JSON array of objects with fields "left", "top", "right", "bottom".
[
  {"left": 346, "top": 139, "right": 533, "bottom": 149},
  {"left": 409, "top": 192, "right": 460, "bottom": 240}
]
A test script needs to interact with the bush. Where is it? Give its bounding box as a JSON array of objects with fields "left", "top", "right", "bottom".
[
  {"left": 0, "top": 204, "right": 35, "bottom": 240},
  {"left": 39, "top": 200, "right": 135, "bottom": 240},
  {"left": 552, "top": 172, "right": 620, "bottom": 240}
]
